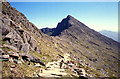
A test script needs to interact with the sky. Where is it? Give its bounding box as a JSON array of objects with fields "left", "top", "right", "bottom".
[{"left": 9, "top": 2, "right": 118, "bottom": 32}]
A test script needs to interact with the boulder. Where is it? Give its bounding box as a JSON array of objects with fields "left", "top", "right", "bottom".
[
  {"left": 3, "top": 44, "right": 18, "bottom": 52},
  {"left": 30, "top": 58, "right": 45, "bottom": 66},
  {"left": 19, "top": 53, "right": 30, "bottom": 61},
  {"left": 20, "top": 43, "right": 30, "bottom": 53},
  {"left": 21, "top": 55, "right": 30, "bottom": 61},
  {"left": 34, "top": 63, "right": 41, "bottom": 67},
  {"left": 2, "top": 24, "right": 11, "bottom": 36},
  {"left": 9, "top": 52, "right": 19, "bottom": 60},
  {"left": 79, "top": 76, "right": 88, "bottom": 79},
  {"left": 3, "top": 30, "right": 24, "bottom": 50},
  {"left": 10, "top": 65, "right": 16, "bottom": 68},
  {"left": 0, "top": 17, "right": 11, "bottom": 35},
  {"left": 17, "top": 28, "right": 24, "bottom": 34},
  {"left": 4, "top": 31, "right": 13, "bottom": 39},
  {"left": 20, "top": 53, "right": 45, "bottom": 66},
  {"left": 0, "top": 55, "right": 9, "bottom": 61},
  {"left": 17, "top": 60, "right": 22, "bottom": 64},
  {"left": 22, "top": 32, "right": 38, "bottom": 51},
  {"left": 2, "top": 55, "right": 10, "bottom": 59},
  {"left": 23, "top": 32, "right": 30, "bottom": 43},
  {"left": 28, "top": 37, "right": 37, "bottom": 50},
  {"left": 9, "top": 52, "right": 19, "bottom": 57}
]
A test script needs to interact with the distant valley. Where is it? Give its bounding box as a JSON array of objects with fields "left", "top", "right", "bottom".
[{"left": 99, "top": 30, "right": 119, "bottom": 42}]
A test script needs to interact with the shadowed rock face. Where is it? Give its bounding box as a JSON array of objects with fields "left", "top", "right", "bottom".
[
  {"left": 41, "top": 27, "right": 55, "bottom": 36},
  {"left": 41, "top": 15, "right": 88, "bottom": 36},
  {"left": 51, "top": 15, "right": 74, "bottom": 36}
]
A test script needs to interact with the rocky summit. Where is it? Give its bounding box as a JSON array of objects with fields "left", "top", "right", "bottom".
[{"left": 1, "top": 1, "right": 120, "bottom": 79}]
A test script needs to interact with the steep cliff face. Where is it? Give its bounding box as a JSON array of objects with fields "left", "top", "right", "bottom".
[
  {"left": 1, "top": 2, "right": 43, "bottom": 53},
  {"left": 1, "top": 2, "right": 120, "bottom": 78}
]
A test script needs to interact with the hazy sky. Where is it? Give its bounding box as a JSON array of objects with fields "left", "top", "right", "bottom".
[{"left": 9, "top": 2, "right": 118, "bottom": 32}]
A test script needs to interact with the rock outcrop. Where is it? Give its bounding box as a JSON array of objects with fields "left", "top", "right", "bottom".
[{"left": 1, "top": 2, "right": 42, "bottom": 53}]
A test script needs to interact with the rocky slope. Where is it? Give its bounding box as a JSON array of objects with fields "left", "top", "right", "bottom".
[
  {"left": 1, "top": 1, "right": 120, "bottom": 79},
  {"left": 41, "top": 15, "right": 120, "bottom": 77}
]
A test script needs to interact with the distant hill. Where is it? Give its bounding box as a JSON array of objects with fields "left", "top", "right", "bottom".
[
  {"left": 99, "top": 30, "right": 119, "bottom": 42},
  {"left": 41, "top": 27, "right": 55, "bottom": 36}
]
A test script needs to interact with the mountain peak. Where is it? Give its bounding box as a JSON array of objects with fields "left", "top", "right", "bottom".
[
  {"left": 66, "top": 15, "right": 74, "bottom": 19},
  {"left": 67, "top": 15, "right": 72, "bottom": 17},
  {"left": 41, "top": 15, "right": 86, "bottom": 36},
  {"left": 50, "top": 15, "right": 88, "bottom": 36}
]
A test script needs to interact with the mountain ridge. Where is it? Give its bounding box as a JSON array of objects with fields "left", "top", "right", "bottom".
[
  {"left": 41, "top": 15, "right": 119, "bottom": 46},
  {"left": 45, "top": 15, "right": 88, "bottom": 36},
  {"left": 41, "top": 15, "right": 120, "bottom": 77}
]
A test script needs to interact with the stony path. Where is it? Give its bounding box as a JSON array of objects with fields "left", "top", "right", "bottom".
[
  {"left": 38, "top": 53, "right": 70, "bottom": 77},
  {"left": 36, "top": 53, "right": 87, "bottom": 78}
]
